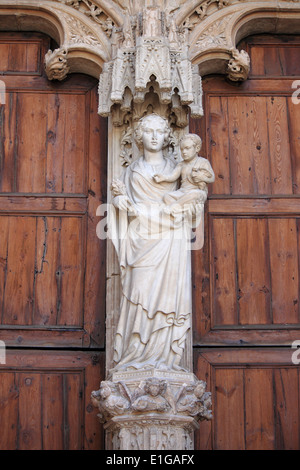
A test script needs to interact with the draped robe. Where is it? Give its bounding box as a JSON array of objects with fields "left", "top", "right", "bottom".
[{"left": 111, "top": 156, "right": 192, "bottom": 371}]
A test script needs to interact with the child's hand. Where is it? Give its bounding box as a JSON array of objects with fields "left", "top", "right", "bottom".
[{"left": 153, "top": 174, "right": 164, "bottom": 183}]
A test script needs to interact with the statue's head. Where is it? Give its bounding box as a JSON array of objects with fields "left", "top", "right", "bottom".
[
  {"left": 134, "top": 113, "right": 171, "bottom": 151},
  {"left": 144, "top": 378, "right": 166, "bottom": 397},
  {"left": 179, "top": 133, "right": 202, "bottom": 153}
]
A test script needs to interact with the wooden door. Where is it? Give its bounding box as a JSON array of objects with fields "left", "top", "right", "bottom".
[
  {"left": 0, "top": 32, "right": 106, "bottom": 449},
  {"left": 192, "top": 35, "right": 300, "bottom": 450}
]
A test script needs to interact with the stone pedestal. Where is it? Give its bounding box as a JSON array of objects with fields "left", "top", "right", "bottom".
[{"left": 91, "top": 369, "right": 212, "bottom": 451}]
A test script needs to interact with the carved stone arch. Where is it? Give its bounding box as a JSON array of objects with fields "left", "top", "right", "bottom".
[
  {"left": 184, "top": 1, "right": 300, "bottom": 79},
  {"left": 0, "top": 0, "right": 123, "bottom": 78}
]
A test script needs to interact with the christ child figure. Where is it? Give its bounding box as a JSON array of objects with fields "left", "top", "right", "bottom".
[{"left": 153, "top": 133, "right": 215, "bottom": 216}]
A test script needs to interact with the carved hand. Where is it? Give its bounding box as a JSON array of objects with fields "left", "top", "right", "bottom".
[
  {"left": 153, "top": 174, "right": 165, "bottom": 183},
  {"left": 113, "top": 195, "right": 137, "bottom": 215}
]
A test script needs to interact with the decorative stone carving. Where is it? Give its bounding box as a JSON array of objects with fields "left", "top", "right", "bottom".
[
  {"left": 109, "top": 114, "right": 214, "bottom": 374},
  {"left": 98, "top": 5, "right": 204, "bottom": 121},
  {"left": 44, "top": 47, "right": 70, "bottom": 81},
  {"left": 92, "top": 369, "right": 212, "bottom": 450},
  {"left": 54, "top": 0, "right": 116, "bottom": 37},
  {"left": 227, "top": 48, "right": 250, "bottom": 82}
]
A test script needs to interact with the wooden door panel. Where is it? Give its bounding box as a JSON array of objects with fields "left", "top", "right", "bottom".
[
  {"left": 0, "top": 350, "right": 104, "bottom": 450},
  {"left": 0, "top": 33, "right": 46, "bottom": 75},
  {"left": 207, "top": 95, "right": 296, "bottom": 196},
  {"left": 192, "top": 35, "right": 300, "bottom": 346},
  {"left": 1, "top": 91, "right": 87, "bottom": 194},
  {"left": 0, "top": 33, "right": 107, "bottom": 349},
  {"left": 194, "top": 348, "right": 300, "bottom": 450}
]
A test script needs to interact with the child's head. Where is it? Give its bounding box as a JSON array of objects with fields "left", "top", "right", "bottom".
[{"left": 180, "top": 134, "right": 202, "bottom": 160}]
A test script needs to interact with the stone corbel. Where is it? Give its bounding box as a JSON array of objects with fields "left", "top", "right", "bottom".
[
  {"left": 44, "top": 47, "right": 70, "bottom": 81},
  {"left": 227, "top": 47, "right": 250, "bottom": 82}
]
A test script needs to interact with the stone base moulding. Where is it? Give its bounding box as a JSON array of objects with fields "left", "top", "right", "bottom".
[{"left": 91, "top": 368, "right": 212, "bottom": 450}]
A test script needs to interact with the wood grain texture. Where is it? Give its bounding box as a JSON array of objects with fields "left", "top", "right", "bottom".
[
  {"left": 193, "top": 34, "right": 300, "bottom": 347},
  {"left": 195, "top": 348, "right": 300, "bottom": 450},
  {"left": 0, "top": 33, "right": 107, "bottom": 348},
  {"left": 0, "top": 350, "right": 105, "bottom": 450}
]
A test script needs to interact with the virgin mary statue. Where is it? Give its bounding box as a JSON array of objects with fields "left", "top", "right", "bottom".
[{"left": 110, "top": 114, "right": 201, "bottom": 372}]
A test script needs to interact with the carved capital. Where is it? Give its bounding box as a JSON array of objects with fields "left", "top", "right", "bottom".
[{"left": 91, "top": 369, "right": 212, "bottom": 449}]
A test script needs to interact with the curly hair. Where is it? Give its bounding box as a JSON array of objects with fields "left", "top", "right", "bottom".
[
  {"left": 134, "top": 113, "right": 171, "bottom": 149},
  {"left": 180, "top": 133, "right": 202, "bottom": 150}
]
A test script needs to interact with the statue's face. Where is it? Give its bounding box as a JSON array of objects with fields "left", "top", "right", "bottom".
[
  {"left": 180, "top": 138, "right": 198, "bottom": 161},
  {"left": 141, "top": 116, "right": 166, "bottom": 152}
]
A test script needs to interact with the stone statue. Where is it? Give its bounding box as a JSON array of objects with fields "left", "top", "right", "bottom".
[
  {"left": 153, "top": 133, "right": 214, "bottom": 218},
  {"left": 131, "top": 378, "right": 171, "bottom": 412},
  {"left": 176, "top": 381, "right": 212, "bottom": 420},
  {"left": 91, "top": 380, "right": 131, "bottom": 422},
  {"left": 110, "top": 113, "right": 213, "bottom": 373}
]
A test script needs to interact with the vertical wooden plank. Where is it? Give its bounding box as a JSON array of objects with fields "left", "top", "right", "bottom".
[
  {"left": 18, "top": 372, "right": 42, "bottom": 450},
  {"left": 228, "top": 96, "right": 252, "bottom": 195},
  {"left": 211, "top": 218, "right": 237, "bottom": 325},
  {"left": 25, "top": 43, "right": 40, "bottom": 73},
  {"left": 62, "top": 94, "right": 86, "bottom": 194},
  {"left": 267, "top": 96, "right": 293, "bottom": 195},
  {"left": 9, "top": 43, "right": 27, "bottom": 72},
  {"left": 274, "top": 368, "right": 299, "bottom": 450},
  {"left": 0, "top": 372, "right": 19, "bottom": 449},
  {"left": 215, "top": 368, "right": 245, "bottom": 450},
  {"left": 283, "top": 46, "right": 300, "bottom": 76},
  {"left": 192, "top": 210, "right": 210, "bottom": 342},
  {"left": 228, "top": 96, "right": 270, "bottom": 195},
  {"left": 0, "top": 42, "right": 10, "bottom": 71},
  {"left": 45, "top": 94, "right": 65, "bottom": 193},
  {"left": 16, "top": 93, "right": 48, "bottom": 193},
  {"left": 236, "top": 218, "right": 271, "bottom": 325},
  {"left": 1, "top": 92, "right": 17, "bottom": 192},
  {"left": 34, "top": 217, "right": 60, "bottom": 326},
  {"left": 287, "top": 97, "right": 300, "bottom": 194},
  {"left": 249, "top": 45, "right": 265, "bottom": 76},
  {"left": 58, "top": 217, "right": 83, "bottom": 326},
  {"left": 269, "top": 218, "right": 299, "bottom": 324},
  {"left": 246, "top": 96, "right": 271, "bottom": 194},
  {"left": 0, "top": 216, "right": 9, "bottom": 324},
  {"left": 42, "top": 374, "right": 64, "bottom": 450},
  {"left": 3, "top": 217, "right": 36, "bottom": 325},
  {"left": 84, "top": 89, "right": 107, "bottom": 346},
  {"left": 65, "top": 373, "right": 82, "bottom": 450},
  {"left": 264, "top": 47, "right": 283, "bottom": 76},
  {"left": 245, "top": 369, "right": 275, "bottom": 450},
  {"left": 208, "top": 96, "right": 230, "bottom": 194}
]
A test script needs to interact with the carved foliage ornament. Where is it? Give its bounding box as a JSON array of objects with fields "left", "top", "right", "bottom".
[
  {"left": 53, "top": 0, "right": 115, "bottom": 37},
  {"left": 227, "top": 47, "right": 250, "bottom": 81},
  {"left": 44, "top": 47, "right": 70, "bottom": 81}
]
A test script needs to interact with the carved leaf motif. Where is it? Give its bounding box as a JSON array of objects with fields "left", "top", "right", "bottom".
[
  {"left": 54, "top": 0, "right": 115, "bottom": 36},
  {"left": 195, "top": 14, "right": 233, "bottom": 51}
]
